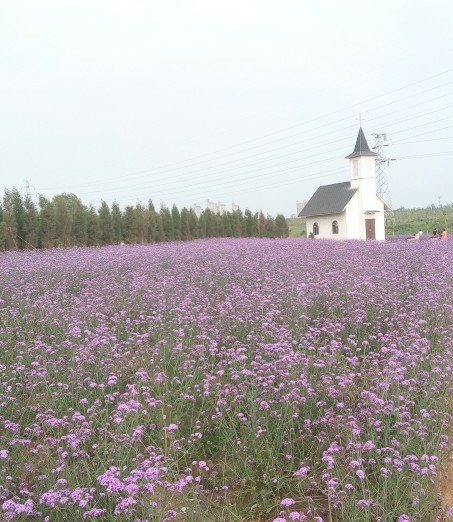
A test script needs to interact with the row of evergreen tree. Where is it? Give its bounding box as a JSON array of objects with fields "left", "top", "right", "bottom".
[{"left": 0, "top": 188, "right": 289, "bottom": 250}]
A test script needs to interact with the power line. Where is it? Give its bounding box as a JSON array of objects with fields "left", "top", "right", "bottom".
[
  {"left": 23, "top": 67, "right": 453, "bottom": 210},
  {"left": 39, "top": 98, "right": 453, "bottom": 196},
  {"left": 396, "top": 150, "right": 453, "bottom": 159},
  {"left": 390, "top": 114, "right": 453, "bottom": 135},
  {"left": 36, "top": 73, "right": 453, "bottom": 192},
  {"left": 56, "top": 109, "right": 453, "bottom": 199},
  {"left": 391, "top": 137, "right": 453, "bottom": 145}
]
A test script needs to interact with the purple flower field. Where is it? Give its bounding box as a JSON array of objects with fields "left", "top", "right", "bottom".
[{"left": 1, "top": 238, "right": 453, "bottom": 521}]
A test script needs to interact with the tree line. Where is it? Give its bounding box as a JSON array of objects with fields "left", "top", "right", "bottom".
[{"left": 0, "top": 188, "right": 289, "bottom": 250}]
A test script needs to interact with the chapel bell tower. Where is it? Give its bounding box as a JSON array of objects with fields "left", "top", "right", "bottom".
[{"left": 346, "top": 128, "right": 380, "bottom": 238}]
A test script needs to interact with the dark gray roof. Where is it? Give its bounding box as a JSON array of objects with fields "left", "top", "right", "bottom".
[
  {"left": 345, "top": 127, "right": 378, "bottom": 159},
  {"left": 299, "top": 181, "right": 358, "bottom": 217}
]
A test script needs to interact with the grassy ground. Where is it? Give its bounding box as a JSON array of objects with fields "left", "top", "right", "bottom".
[
  {"left": 287, "top": 218, "right": 306, "bottom": 237},
  {"left": 386, "top": 206, "right": 453, "bottom": 236}
]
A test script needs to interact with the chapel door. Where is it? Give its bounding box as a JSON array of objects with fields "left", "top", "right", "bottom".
[{"left": 365, "top": 218, "right": 376, "bottom": 240}]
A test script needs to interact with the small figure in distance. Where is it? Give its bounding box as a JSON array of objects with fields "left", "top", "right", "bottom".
[
  {"left": 441, "top": 228, "right": 448, "bottom": 240},
  {"left": 429, "top": 230, "right": 438, "bottom": 240},
  {"left": 407, "top": 231, "right": 420, "bottom": 241}
]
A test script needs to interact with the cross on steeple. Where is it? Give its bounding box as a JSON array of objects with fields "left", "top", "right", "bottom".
[{"left": 356, "top": 113, "right": 365, "bottom": 127}]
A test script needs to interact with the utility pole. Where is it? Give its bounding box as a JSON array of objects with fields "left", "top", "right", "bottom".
[
  {"left": 438, "top": 197, "right": 448, "bottom": 230},
  {"left": 372, "top": 134, "right": 396, "bottom": 235}
]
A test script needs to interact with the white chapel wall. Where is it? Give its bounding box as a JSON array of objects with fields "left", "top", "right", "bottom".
[
  {"left": 345, "top": 192, "right": 385, "bottom": 240},
  {"left": 306, "top": 213, "right": 347, "bottom": 240},
  {"left": 345, "top": 193, "right": 361, "bottom": 239},
  {"left": 373, "top": 195, "right": 386, "bottom": 240}
]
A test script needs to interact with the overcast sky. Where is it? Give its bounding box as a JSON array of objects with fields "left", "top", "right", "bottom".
[{"left": 1, "top": 1, "right": 453, "bottom": 216}]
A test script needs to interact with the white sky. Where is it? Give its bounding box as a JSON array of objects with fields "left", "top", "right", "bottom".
[{"left": 1, "top": 1, "right": 453, "bottom": 216}]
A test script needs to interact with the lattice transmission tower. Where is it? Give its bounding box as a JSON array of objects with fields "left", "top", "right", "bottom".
[
  {"left": 23, "top": 179, "right": 36, "bottom": 201},
  {"left": 372, "top": 133, "right": 396, "bottom": 234}
]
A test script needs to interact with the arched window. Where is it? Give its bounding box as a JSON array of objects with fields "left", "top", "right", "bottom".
[
  {"left": 332, "top": 220, "right": 339, "bottom": 234},
  {"left": 313, "top": 222, "right": 319, "bottom": 235}
]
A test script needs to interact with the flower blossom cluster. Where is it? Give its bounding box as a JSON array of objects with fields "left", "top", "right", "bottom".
[{"left": 1, "top": 238, "right": 453, "bottom": 520}]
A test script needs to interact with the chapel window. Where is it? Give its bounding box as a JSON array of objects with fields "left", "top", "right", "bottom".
[
  {"left": 332, "top": 220, "right": 339, "bottom": 234},
  {"left": 313, "top": 222, "right": 319, "bottom": 235}
]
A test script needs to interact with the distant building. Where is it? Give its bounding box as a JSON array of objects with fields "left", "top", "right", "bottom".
[
  {"left": 192, "top": 204, "right": 203, "bottom": 218},
  {"left": 299, "top": 128, "right": 389, "bottom": 240},
  {"left": 192, "top": 201, "right": 241, "bottom": 216},
  {"left": 217, "top": 202, "right": 227, "bottom": 215},
  {"left": 206, "top": 201, "right": 229, "bottom": 215},
  {"left": 206, "top": 201, "right": 216, "bottom": 213},
  {"left": 296, "top": 200, "right": 307, "bottom": 217}
]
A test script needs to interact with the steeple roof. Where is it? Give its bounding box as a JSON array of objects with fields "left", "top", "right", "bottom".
[{"left": 345, "top": 127, "right": 378, "bottom": 159}]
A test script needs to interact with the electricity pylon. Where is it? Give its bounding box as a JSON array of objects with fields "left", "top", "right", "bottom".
[{"left": 372, "top": 133, "right": 396, "bottom": 235}]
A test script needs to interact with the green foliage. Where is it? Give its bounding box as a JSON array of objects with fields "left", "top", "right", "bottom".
[
  {"left": 232, "top": 210, "right": 243, "bottom": 238},
  {"left": 111, "top": 202, "right": 122, "bottom": 244},
  {"left": 99, "top": 201, "right": 114, "bottom": 245},
  {"left": 11, "top": 187, "right": 26, "bottom": 248},
  {"left": 53, "top": 195, "right": 73, "bottom": 247},
  {"left": 155, "top": 212, "right": 165, "bottom": 242},
  {"left": 4, "top": 184, "right": 453, "bottom": 252},
  {"left": 122, "top": 205, "right": 136, "bottom": 244},
  {"left": 147, "top": 200, "right": 157, "bottom": 243},
  {"left": 245, "top": 209, "right": 258, "bottom": 237},
  {"left": 189, "top": 208, "right": 199, "bottom": 239},
  {"left": 180, "top": 207, "right": 190, "bottom": 241},
  {"left": 204, "top": 209, "right": 216, "bottom": 237},
  {"left": 275, "top": 214, "right": 289, "bottom": 238},
  {"left": 264, "top": 215, "right": 276, "bottom": 237},
  {"left": 258, "top": 210, "right": 266, "bottom": 237},
  {"left": 1, "top": 186, "right": 294, "bottom": 251},
  {"left": 0, "top": 205, "right": 6, "bottom": 250},
  {"left": 71, "top": 196, "right": 88, "bottom": 246},
  {"left": 86, "top": 205, "right": 100, "bottom": 246},
  {"left": 23, "top": 195, "right": 38, "bottom": 248},
  {"left": 172, "top": 204, "right": 181, "bottom": 241},
  {"left": 2, "top": 189, "right": 19, "bottom": 249},
  {"left": 287, "top": 217, "right": 306, "bottom": 237},
  {"left": 386, "top": 205, "right": 453, "bottom": 236},
  {"left": 134, "top": 202, "right": 148, "bottom": 243},
  {"left": 38, "top": 195, "right": 55, "bottom": 248},
  {"left": 161, "top": 206, "right": 174, "bottom": 241}
]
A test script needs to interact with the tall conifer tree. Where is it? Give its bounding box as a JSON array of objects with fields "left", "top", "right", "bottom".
[
  {"left": 86, "top": 205, "right": 100, "bottom": 246},
  {"left": 161, "top": 206, "right": 174, "bottom": 241},
  {"left": 38, "top": 195, "right": 55, "bottom": 249},
  {"left": 275, "top": 214, "right": 289, "bottom": 238},
  {"left": 23, "top": 195, "right": 38, "bottom": 248},
  {"left": 2, "top": 189, "right": 18, "bottom": 250},
  {"left": 122, "top": 206, "right": 135, "bottom": 244},
  {"left": 180, "top": 207, "right": 190, "bottom": 240},
  {"left": 171, "top": 204, "right": 181, "bottom": 241},
  {"left": 189, "top": 209, "right": 199, "bottom": 238},
  {"left": 111, "top": 202, "right": 122, "bottom": 243},
  {"left": 147, "top": 200, "right": 157, "bottom": 243},
  {"left": 99, "top": 201, "right": 114, "bottom": 245}
]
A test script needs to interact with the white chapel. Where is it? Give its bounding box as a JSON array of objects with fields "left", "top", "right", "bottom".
[{"left": 299, "top": 127, "right": 389, "bottom": 240}]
